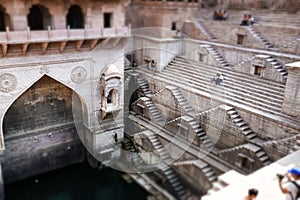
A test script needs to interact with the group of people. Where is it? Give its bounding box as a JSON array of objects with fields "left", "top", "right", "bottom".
[
  {"left": 244, "top": 167, "right": 300, "bottom": 200},
  {"left": 240, "top": 14, "right": 255, "bottom": 26},
  {"left": 213, "top": 10, "right": 228, "bottom": 20}
]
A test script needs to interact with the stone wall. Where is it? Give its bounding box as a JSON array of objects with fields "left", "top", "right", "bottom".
[
  {"left": 0, "top": 0, "right": 126, "bottom": 31},
  {"left": 200, "top": 108, "right": 247, "bottom": 149},
  {"left": 127, "top": 1, "right": 200, "bottom": 30},
  {"left": 224, "top": 0, "right": 300, "bottom": 11},
  {"left": 236, "top": 106, "right": 300, "bottom": 140},
  {"left": 282, "top": 62, "right": 300, "bottom": 118},
  {"left": 0, "top": 126, "right": 85, "bottom": 183},
  {"left": 133, "top": 35, "right": 182, "bottom": 71},
  {"left": 254, "top": 25, "right": 300, "bottom": 54}
]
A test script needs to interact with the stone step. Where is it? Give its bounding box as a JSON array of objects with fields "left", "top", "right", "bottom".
[
  {"left": 159, "top": 71, "right": 283, "bottom": 114},
  {"left": 161, "top": 70, "right": 283, "bottom": 112},
  {"left": 169, "top": 62, "right": 285, "bottom": 101},
  {"left": 175, "top": 57, "right": 285, "bottom": 89},
  {"left": 164, "top": 65, "right": 284, "bottom": 108},
  {"left": 171, "top": 60, "right": 285, "bottom": 96}
]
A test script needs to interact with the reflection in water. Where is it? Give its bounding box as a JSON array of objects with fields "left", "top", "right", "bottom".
[{"left": 5, "top": 162, "right": 148, "bottom": 200}]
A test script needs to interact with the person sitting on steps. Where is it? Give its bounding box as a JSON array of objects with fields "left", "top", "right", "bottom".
[{"left": 215, "top": 72, "right": 224, "bottom": 85}]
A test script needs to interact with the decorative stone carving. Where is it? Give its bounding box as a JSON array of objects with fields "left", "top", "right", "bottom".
[
  {"left": 100, "top": 64, "right": 122, "bottom": 120},
  {"left": 40, "top": 65, "right": 50, "bottom": 74},
  {"left": 0, "top": 73, "right": 17, "bottom": 93},
  {"left": 71, "top": 66, "right": 87, "bottom": 83}
]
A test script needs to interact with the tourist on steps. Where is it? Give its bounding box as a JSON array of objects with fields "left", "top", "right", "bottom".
[
  {"left": 245, "top": 188, "right": 259, "bottom": 200},
  {"left": 215, "top": 72, "right": 224, "bottom": 85},
  {"left": 278, "top": 167, "right": 300, "bottom": 200},
  {"left": 149, "top": 60, "right": 156, "bottom": 74}
]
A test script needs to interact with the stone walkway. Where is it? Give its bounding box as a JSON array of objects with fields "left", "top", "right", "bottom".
[{"left": 202, "top": 150, "right": 300, "bottom": 200}]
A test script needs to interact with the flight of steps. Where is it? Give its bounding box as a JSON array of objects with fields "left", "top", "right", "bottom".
[
  {"left": 146, "top": 133, "right": 190, "bottom": 200},
  {"left": 164, "top": 116, "right": 182, "bottom": 126},
  {"left": 173, "top": 160, "right": 217, "bottom": 183},
  {"left": 289, "top": 136, "right": 300, "bottom": 154},
  {"left": 265, "top": 57, "right": 288, "bottom": 79},
  {"left": 138, "top": 56, "right": 286, "bottom": 117},
  {"left": 143, "top": 98, "right": 164, "bottom": 125},
  {"left": 232, "top": 55, "right": 255, "bottom": 68},
  {"left": 247, "top": 26, "right": 277, "bottom": 51},
  {"left": 219, "top": 143, "right": 272, "bottom": 166},
  {"left": 194, "top": 21, "right": 216, "bottom": 40},
  {"left": 226, "top": 107, "right": 257, "bottom": 140},
  {"left": 181, "top": 115, "right": 214, "bottom": 150},
  {"left": 136, "top": 76, "right": 152, "bottom": 96},
  {"left": 206, "top": 170, "right": 244, "bottom": 196},
  {"left": 169, "top": 86, "right": 194, "bottom": 116},
  {"left": 200, "top": 45, "right": 230, "bottom": 67}
]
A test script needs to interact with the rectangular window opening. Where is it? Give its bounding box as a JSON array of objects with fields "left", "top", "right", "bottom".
[
  {"left": 237, "top": 34, "right": 244, "bottom": 45},
  {"left": 254, "top": 65, "right": 263, "bottom": 76},
  {"left": 104, "top": 13, "right": 112, "bottom": 28}
]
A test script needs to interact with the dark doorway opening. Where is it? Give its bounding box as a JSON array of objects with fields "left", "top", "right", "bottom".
[
  {"left": 104, "top": 13, "right": 112, "bottom": 28},
  {"left": 27, "top": 5, "right": 51, "bottom": 30},
  {"left": 67, "top": 5, "right": 84, "bottom": 29},
  {"left": 254, "top": 65, "right": 263, "bottom": 76},
  {"left": 171, "top": 22, "right": 176, "bottom": 31},
  {"left": 237, "top": 34, "right": 244, "bottom": 45},
  {"left": 0, "top": 8, "right": 5, "bottom": 31}
]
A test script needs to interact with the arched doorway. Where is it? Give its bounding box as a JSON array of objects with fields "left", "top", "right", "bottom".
[
  {"left": 27, "top": 5, "right": 52, "bottom": 30},
  {"left": 66, "top": 5, "right": 84, "bottom": 29},
  {"left": 3, "top": 75, "right": 84, "bottom": 138},
  {"left": 0, "top": 5, "right": 10, "bottom": 31}
]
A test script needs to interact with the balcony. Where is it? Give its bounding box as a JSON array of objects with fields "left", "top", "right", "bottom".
[{"left": 0, "top": 26, "right": 131, "bottom": 57}]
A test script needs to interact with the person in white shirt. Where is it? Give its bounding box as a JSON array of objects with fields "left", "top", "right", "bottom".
[
  {"left": 278, "top": 167, "right": 300, "bottom": 200},
  {"left": 215, "top": 72, "right": 224, "bottom": 85}
]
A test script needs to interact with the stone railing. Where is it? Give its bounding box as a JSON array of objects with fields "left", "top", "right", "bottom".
[{"left": 0, "top": 26, "right": 131, "bottom": 43}]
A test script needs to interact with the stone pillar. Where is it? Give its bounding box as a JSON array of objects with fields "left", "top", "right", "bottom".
[
  {"left": 52, "top": 15, "right": 66, "bottom": 29},
  {"left": 282, "top": 62, "right": 300, "bottom": 118},
  {"left": 10, "top": 15, "right": 27, "bottom": 31},
  {"left": 0, "top": 165, "right": 4, "bottom": 200}
]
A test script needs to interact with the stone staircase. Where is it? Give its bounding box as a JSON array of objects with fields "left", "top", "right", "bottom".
[
  {"left": 194, "top": 21, "right": 217, "bottom": 40},
  {"left": 136, "top": 76, "right": 152, "bottom": 96},
  {"left": 143, "top": 97, "right": 164, "bottom": 125},
  {"left": 247, "top": 26, "right": 277, "bottom": 51},
  {"left": 265, "top": 57, "right": 288, "bottom": 79},
  {"left": 291, "top": 140, "right": 300, "bottom": 153},
  {"left": 146, "top": 132, "right": 190, "bottom": 200},
  {"left": 173, "top": 160, "right": 217, "bottom": 183},
  {"left": 226, "top": 107, "right": 257, "bottom": 140},
  {"left": 289, "top": 136, "right": 300, "bottom": 154},
  {"left": 206, "top": 170, "right": 244, "bottom": 196},
  {"left": 168, "top": 86, "right": 194, "bottom": 116},
  {"left": 164, "top": 116, "right": 182, "bottom": 126},
  {"left": 232, "top": 55, "right": 255, "bottom": 68},
  {"left": 219, "top": 143, "right": 272, "bottom": 166},
  {"left": 181, "top": 115, "right": 214, "bottom": 150},
  {"left": 138, "top": 56, "right": 286, "bottom": 117},
  {"left": 200, "top": 45, "right": 230, "bottom": 67}
]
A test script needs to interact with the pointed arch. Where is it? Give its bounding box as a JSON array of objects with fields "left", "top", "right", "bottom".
[
  {"left": 66, "top": 5, "right": 84, "bottom": 29},
  {"left": 27, "top": 4, "right": 52, "bottom": 30},
  {"left": 0, "top": 5, "right": 11, "bottom": 31},
  {"left": 1, "top": 75, "right": 88, "bottom": 140}
]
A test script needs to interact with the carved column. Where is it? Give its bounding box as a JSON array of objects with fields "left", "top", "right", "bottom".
[{"left": 282, "top": 62, "right": 300, "bottom": 118}]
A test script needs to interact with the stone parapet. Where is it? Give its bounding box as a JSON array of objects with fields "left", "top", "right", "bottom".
[{"left": 282, "top": 61, "right": 300, "bottom": 118}]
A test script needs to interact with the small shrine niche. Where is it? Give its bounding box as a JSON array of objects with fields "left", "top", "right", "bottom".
[
  {"left": 100, "top": 64, "right": 122, "bottom": 120},
  {"left": 251, "top": 55, "right": 269, "bottom": 77}
]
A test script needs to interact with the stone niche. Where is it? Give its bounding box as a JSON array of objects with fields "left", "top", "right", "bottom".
[
  {"left": 250, "top": 55, "right": 269, "bottom": 77},
  {"left": 100, "top": 64, "right": 122, "bottom": 120}
]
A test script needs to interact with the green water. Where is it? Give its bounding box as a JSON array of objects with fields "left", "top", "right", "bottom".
[{"left": 5, "top": 162, "right": 149, "bottom": 200}]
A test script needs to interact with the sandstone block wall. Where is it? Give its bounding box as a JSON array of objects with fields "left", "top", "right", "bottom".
[{"left": 0, "top": 0, "right": 126, "bottom": 31}]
